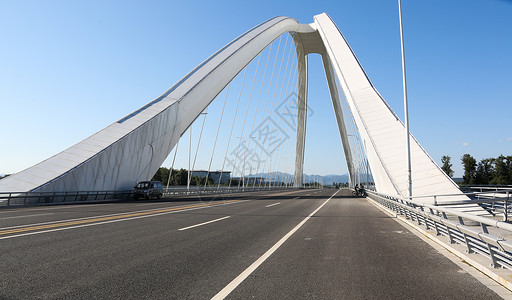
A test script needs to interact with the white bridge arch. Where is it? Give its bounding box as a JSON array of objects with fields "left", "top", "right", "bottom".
[{"left": 0, "top": 13, "right": 467, "bottom": 205}]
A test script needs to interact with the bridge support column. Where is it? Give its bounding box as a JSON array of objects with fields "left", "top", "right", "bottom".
[
  {"left": 321, "top": 54, "right": 355, "bottom": 187},
  {"left": 293, "top": 36, "right": 308, "bottom": 188}
]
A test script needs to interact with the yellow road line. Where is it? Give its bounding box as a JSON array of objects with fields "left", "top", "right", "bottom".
[
  {"left": 0, "top": 190, "right": 307, "bottom": 236},
  {"left": 0, "top": 200, "right": 240, "bottom": 236}
]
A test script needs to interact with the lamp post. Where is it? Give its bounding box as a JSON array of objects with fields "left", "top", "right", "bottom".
[{"left": 399, "top": 0, "right": 412, "bottom": 199}]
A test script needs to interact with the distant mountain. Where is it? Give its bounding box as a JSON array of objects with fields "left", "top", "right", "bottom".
[
  {"left": 246, "top": 172, "right": 349, "bottom": 185},
  {"left": 317, "top": 174, "right": 349, "bottom": 185}
]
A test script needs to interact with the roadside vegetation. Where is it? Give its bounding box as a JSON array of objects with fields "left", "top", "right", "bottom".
[
  {"left": 151, "top": 167, "right": 214, "bottom": 186},
  {"left": 442, "top": 154, "right": 512, "bottom": 185}
]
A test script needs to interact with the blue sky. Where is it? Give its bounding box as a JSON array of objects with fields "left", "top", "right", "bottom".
[{"left": 0, "top": 0, "right": 511, "bottom": 177}]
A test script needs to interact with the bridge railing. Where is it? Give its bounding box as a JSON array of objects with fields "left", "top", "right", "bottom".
[
  {"left": 367, "top": 190, "right": 512, "bottom": 271},
  {"left": 405, "top": 189, "right": 512, "bottom": 221},
  {"left": 0, "top": 185, "right": 296, "bottom": 207},
  {"left": 460, "top": 185, "right": 512, "bottom": 194},
  {"left": 162, "top": 185, "right": 288, "bottom": 197},
  {"left": 0, "top": 190, "right": 134, "bottom": 206}
]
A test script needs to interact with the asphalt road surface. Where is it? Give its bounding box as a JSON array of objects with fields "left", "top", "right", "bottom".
[{"left": 0, "top": 189, "right": 502, "bottom": 299}]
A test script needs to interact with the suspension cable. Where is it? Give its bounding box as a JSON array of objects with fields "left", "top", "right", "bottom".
[
  {"left": 280, "top": 56, "right": 298, "bottom": 185},
  {"left": 190, "top": 107, "right": 209, "bottom": 187},
  {"left": 281, "top": 61, "right": 299, "bottom": 186},
  {"left": 274, "top": 62, "right": 298, "bottom": 186},
  {"left": 266, "top": 37, "right": 294, "bottom": 187},
  {"left": 220, "top": 66, "right": 248, "bottom": 189},
  {"left": 228, "top": 52, "right": 262, "bottom": 188},
  {"left": 244, "top": 42, "right": 275, "bottom": 186},
  {"left": 262, "top": 35, "right": 289, "bottom": 187},
  {"left": 238, "top": 53, "right": 263, "bottom": 188},
  {"left": 254, "top": 36, "right": 283, "bottom": 187},
  {"left": 166, "top": 139, "right": 180, "bottom": 189},
  {"left": 278, "top": 56, "right": 298, "bottom": 185},
  {"left": 204, "top": 84, "right": 230, "bottom": 189},
  {"left": 187, "top": 126, "right": 192, "bottom": 189}
]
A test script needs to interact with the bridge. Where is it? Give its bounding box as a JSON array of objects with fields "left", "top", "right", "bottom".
[{"left": 1, "top": 13, "right": 512, "bottom": 299}]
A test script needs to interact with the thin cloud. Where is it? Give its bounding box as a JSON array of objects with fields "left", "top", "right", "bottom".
[{"left": 462, "top": 142, "right": 469, "bottom": 147}]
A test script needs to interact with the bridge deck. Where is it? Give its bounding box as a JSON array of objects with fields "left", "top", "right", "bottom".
[{"left": 0, "top": 189, "right": 502, "bottom": 299}]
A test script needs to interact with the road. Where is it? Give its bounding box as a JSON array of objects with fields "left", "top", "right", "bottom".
[{"left": 0, "top": 189, "right": 502, "bottom": 299}]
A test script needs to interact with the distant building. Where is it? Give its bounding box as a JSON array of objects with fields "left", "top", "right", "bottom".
[{"left": 190, "top": 170, "right": 230, "bottom": 184}]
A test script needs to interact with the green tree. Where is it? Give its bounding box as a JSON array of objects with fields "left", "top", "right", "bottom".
[
  {"left": 152, "top": 167, "right": 170, "bottom": 184},
  {"left": 441, "top": 156, "right": 454, "bottom": 177},
  {"left": 508, "top": 156, "right": 512, "bottom": 185},
  {"left": 461, "top": 154, "right": 477, "bottom": 185},
  {"left": 156, "top": 168, "right": 188, "bottom": 186},
  {"left": 227, "top": 179, "right": 241, "bottom": 187},
  {"left": 173, "top": 169, "right": 188, "bottom": 186},
  {"left": 190, "top": 175, "right": 214, "bottom": 186},
  {"left": 491, "top": 155, "right": 512, "bottom": 185},
  {"left": 475, "top": 158, "right": 495, "bottom": 184}
]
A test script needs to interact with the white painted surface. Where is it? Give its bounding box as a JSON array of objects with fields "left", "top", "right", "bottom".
[{"left": 178, "top": 216, "right": 231, "bottom": 231}]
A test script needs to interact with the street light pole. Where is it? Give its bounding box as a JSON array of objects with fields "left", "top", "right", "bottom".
[{"left": 399, "top": 0, "right": 412, "bottom": 199}]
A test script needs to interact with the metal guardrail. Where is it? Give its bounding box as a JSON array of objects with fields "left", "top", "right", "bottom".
[
  {"left": 0, "top": 186, "right": 296, "bottom": 207},
  {"left": 461, "top": 185, "right": 512, "bottom": 194},
  {"left": 0, "top": 190, "right": 134, "bottom": 206},
  {"left": 162, "top": 186, "right": 286, "bottom": 197},
  {"left": 367, "top": 190, "right": 512, "bottom": 270},
  {"left": 385, "top": 188, "right": 512, "bottom": 221}
]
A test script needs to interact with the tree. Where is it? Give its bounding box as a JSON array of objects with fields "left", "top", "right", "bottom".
[
  {"left": 152, "top": 167, "right": 170, "bottom": 184},
  {"left": 172, "top": 169, "right": 188, "bottom": 186},
  {"left": 227, "top": 179, "right": 241, "bottom": 187},
  {"left": 461, "top": 154, "right": 477, "bottom": 185},
  {"left": 491, "top": 155, "right": 512, "bottom": 185},
  {"left": 190, "top": 175, "right": 214, "bottom": 186},
  {"left": 441, "top": 156, "right": 454, "bottom": 177},
  {"left": 475, "top": 158, "right": 495, "bottom": 184},
  {"left": 151, "top": 168, "right": 188, "bottom": 186},
  {"left": 507, "top": 155, "right": 512, "bottom": 185}
]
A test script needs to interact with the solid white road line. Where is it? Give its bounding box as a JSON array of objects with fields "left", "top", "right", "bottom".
[
  {"left": 178, "top": 216, "right": 231, "bottom": 231},
  {"left": 211, "top": 190, "right": 339, "bottom": 300},
  {"left": 1, "top": 213, "right": 54, "bottom": 220},
  {"left": 265, "top": 202, "right": 281, "bottom": 208}
]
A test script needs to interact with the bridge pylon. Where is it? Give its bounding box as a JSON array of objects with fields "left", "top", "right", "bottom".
[{"left": 0, "top": 14, "right": 475, "bottom": 209}]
